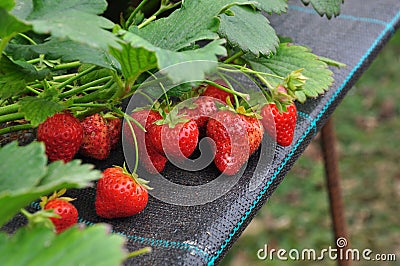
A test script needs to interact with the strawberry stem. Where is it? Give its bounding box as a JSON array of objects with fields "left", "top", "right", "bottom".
[
  {"left": 52, "top": 61, "right": 81, "bottom": 71},
  {"left": 56, "top": 65, "right": 98, "bottom": 91},
  {"left": 60, "top": 76, "right": 113, "bottom": 98},
  {"left": 0, "top": 112, "right": 24, "bottom": 124},
  {"left": 124, "top": 113, "right": 140, "bottom": 173},
  {"left": 147, "top": 71, "right": 171, "bottom": 112},
  {"left": 126, "top": 247, "right": 152, "bottom": 259},
  {"left": 218, "top": 64, "right": 285, "bottom": 80},
  {"left": 18, "top": 33, "right": 38, "bottom": 45},
  {"left": 70, "top": 103, "right": 110, "bottom": 108},
  {"left": 203, "top": 80, "right": 249, "bottom": 100},
  {"left": 0, "top": 123, "right": 33, "bottom": 135},
  {"left": 125, "top": 0, "right": 151, "bottom": 29},
  {"left": 137, "top": 1, "right": 182, "bottom": 29},
  {"left": 26, "top": 86, "right": 41, "bottom": 95},
  {"left": 223, "top": 50, "right": 245, "bottom": 64},
  {"left": 0, "top": 103, "right": 19, "bottom": 116},
  {"left": 217, "top": 74, "right": 241, "bottom": 109}
]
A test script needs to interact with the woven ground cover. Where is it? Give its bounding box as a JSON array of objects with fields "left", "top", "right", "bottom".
[{"left": 3, "top": 0, "right": 400, "bottom": 265}]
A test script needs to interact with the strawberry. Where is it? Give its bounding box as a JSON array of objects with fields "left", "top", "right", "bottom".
[
  {"left": 79, "top": 113, "right": 111, "bottom": 160},
  {"left": 261, "top": 102, "right": 297, "bottom": 147},
  {"left": 201, "top": 79, "right": 234, "bottom": 104},
  {"left": 125, "top": 109, "right": 167, "bottom": 174},
  {"left": 147, "top": 109, "right": 199, "bottom": 161},
  {"left": 95, "top": 166, "right": 150, "bottom": 219},
  {"left": 37, "top": 112, "right": 83, "bottom": 162},
  {"left": 206, "top": 108, "right": 263, "bottom": 175},
  {"left": 40, "top": 189, "right": 78, "bottom": 234},
  {"left": 181, "top": 96, "right": 222, "bottom": 136},
  {"left": 105, "top": 116, "right": 122, "bottom": 150},
  {"left": 243, "top": 114, "right": 264, "bottom": 155}
]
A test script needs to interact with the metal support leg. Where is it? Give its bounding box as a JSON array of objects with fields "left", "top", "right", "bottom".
[{"left": 320, "top": 118, "right": 351, "bottom": 266}]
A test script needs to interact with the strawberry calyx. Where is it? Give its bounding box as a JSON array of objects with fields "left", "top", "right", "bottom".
[
  {"left": 39, "top": 188, "right": 75, "bottom": 210},
  {"left": 281, "top": 68, "right": 308, "bottom": 103},
  {"left": 153, "top": 107, "right": 190, "bottom": 128},
  {"left": 20, "top": 208, "right": 58, "bottom": 231},
  {"left": 116, "top": 163, "right": 153, "bottom": 191},
  {"left": 217, "top": 97, "right": 262, "bottom": 119}
]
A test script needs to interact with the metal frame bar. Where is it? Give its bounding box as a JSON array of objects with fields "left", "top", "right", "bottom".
[{"left": 320, "top": 118, "right": 351, "bottom": 266}]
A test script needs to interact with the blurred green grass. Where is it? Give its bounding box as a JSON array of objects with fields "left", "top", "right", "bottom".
[{"left": 221, "top": 31, "right": 400, "bottom": 265}]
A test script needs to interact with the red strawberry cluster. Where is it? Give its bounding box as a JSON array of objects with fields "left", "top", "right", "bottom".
[
  {"left": 125, "top": 80, "right": 297, "bottom": 176},
  {"left": 37, "top": 112, "right": 122, "bottom": 162}
]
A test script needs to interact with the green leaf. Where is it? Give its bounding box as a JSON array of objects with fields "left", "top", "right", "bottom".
[
  {"left": 246, "top": 43, "right": 334, "bottom": 101},
  {"left": 18, "top": 96, "right": 66, "bottom": 127},
  {"left": 0, "top": 142, "right": 46, "bottom": 193},
  {"left": 111, "top": 31, "right": 226, "bottom": 85},
  {"left": 219, "top": 5, "right": 278, "bottom": 55},
  {"left": 0, "top": 56, "right": 49, "bottom": 99},
  {"left": 156, "top": 39, "right": 227, "bottom": 83},
  {"left": 7, "top": 39, "right": 120, "bottom": 69},
  {"left": 0, "top": 8, "right": 31, "bottom": 38},
  {"left": 254, "top": 0, "right": 288, "bottom": 14},
  {"left": 12, "top": 0, "right": 119, "bottom": 50},
  {"left": 0, "top": 141, "right": 101, "bottom": 227},
  {"left": 37, "top": 160, "right": 100, "bottom": 191},
  {"left": 0, "top": 0, "right": 15, "bottom": 11},
  {"left": 132, "top": 0, "right": 251, "bottom": 51},
  {"left": 110, "top": 40, "right": 158, "bottom": 85},
  {"left": 301, "top": 0, "right": 343, "bottom": 19},
  {"left": 0, "top": 225, "right": 126, "bottom": 266}
]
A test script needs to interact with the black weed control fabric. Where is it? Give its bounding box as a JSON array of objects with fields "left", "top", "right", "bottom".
[{"left": 3, "top": 0, "right": 400, "bottom": 265}]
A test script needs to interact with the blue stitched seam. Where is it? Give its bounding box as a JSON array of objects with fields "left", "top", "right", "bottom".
[
  {"left": 288, "top": 5, "right": 393, "bottom": 32},
  {"left": 206, "top": 9, "right": 400, "bottom": 266},
  {"left": 29, "top": 202, "right": 211, "bottom": 261}
]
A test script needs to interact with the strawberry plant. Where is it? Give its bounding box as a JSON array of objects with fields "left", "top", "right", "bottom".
[
  {"left": 1, "top": 0, "right": 345, "bottom": 264},
  {"left": 0, "top": 141, "right": 128, "bottom": 265}
]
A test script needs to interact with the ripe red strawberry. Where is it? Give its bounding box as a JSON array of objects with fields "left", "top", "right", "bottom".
[
  {"left": 242, "top": 114, "right": 264, "bottom": 155},
  {"left": 125, "top": 109, "right": 168, "bottom": 174},
  {"left": 201, "top": 79, "right": 234, "bottom": 104},
  {"left": 261, "top": 102, "right": 297, "bottom": 146},
  {"left": 147, "top": 110, "right": 199, "bottom": 161},
  {"left": 182, "top": 96, "right": 222, "bottom": 136},
  {"left": 206, "top": 108, "right": 263, "bottom": 175},
  {"left": 106, "top": 116, "right": 122, "bottom": 150},
  {"left": 37, "top": 112, "right": 83, "bottom": 162},
  {"left": 95, "top": 166, "right": 150, "bottom": 219},
  {"left": 80, "top": 113, "right": 111, "bottom": 160},
  {"left": 40, "top": 189, "right": 78, "bottom": 234}
]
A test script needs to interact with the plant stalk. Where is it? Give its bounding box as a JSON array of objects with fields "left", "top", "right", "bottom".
[
  {"left": 126, "top": 247, "right": 152, "bottom": 259},
  {"left": 56, "top": 65, "right": 97, "bottom": 91},
  {"left": 0, "top": 103, "right": 19, "bottom": 116},
  {"left": 0, "top": 113, "right": 25, "bottom": 124},
  {"left": 125, "top": 0, "right": 151, "bottom": 29},
  {"left": 52, "top": 61, "right": 81, "bottom": 71},
  {"left": 137, "top": 1, "right": 182, "bottom": 29},
  {"left": 60, "top": 76, "right": 113, "bottom": 98},
  {"left": 0, "top": 124, "right": 34, "bottom": 135},
  {"left": 223, "top": 51, "right": 245, "bottom": 64},
  {"left": 203, "top": 80, "right": 249, "bottom": 100}
]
